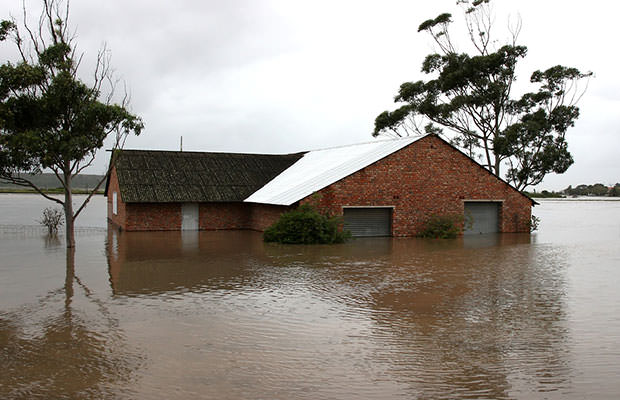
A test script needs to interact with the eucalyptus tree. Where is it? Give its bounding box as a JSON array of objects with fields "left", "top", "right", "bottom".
[
  {"left": 0, "top": 0, "right": 143, "bottom": 247},
  {"left": 373, "top": 0, "right": 591, "bottom": 190}
]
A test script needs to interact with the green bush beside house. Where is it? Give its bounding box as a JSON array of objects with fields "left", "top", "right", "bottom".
[
  {"left": 418, "top": 214, "right": 467, "bottom": 239},
  {"left": 264, "top": 204, "right": 351, "bottom": 244}
]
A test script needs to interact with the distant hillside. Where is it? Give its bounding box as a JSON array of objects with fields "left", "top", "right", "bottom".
[{"left": 0, "top": 173, "right": 105, "bottom": 190}]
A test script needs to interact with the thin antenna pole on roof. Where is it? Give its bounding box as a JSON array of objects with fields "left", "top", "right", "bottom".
[{"left": 180, "top": 136, "right": 183, "bottom": 152}]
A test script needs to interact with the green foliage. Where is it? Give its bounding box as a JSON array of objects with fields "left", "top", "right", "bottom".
[
  {"left": 418, "top": 13, "right": 452, "bottom": 32},
  {"left": 374, "top": 0, "right": 591, "bottom": 191},
  {"left": 0, "top": 20, "right": 15, "bottom": 41},
  {"left": 523, "top": 190, "right": 564, "bottom": 198},
  {"left": 0, "top": 65, "right": 143, "bottom": 174},
  {"left": 590, "top": 183, "right": 609, "bottom": 196},
  {"left": 1, "top": 4, "right": 145, "bottom": 174},
  {"left": 564, "top": 183, "right": 615, "bottom": 197},
  {"left": 38, "top": 207, "right": 64, "bottom": 235},
  {"left": 264, "top": 204, "right": 351, "bottom": 244},
  {"left": 528, "top": 215, "right": 540, "bottom": 232},
  {"left": 418, "top": 214, "right": 465, "bottom": 239}
]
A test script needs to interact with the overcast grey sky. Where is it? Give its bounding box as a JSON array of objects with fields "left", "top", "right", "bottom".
[{"left": 3, "top": 0, "right": 619, "bottom": 190}]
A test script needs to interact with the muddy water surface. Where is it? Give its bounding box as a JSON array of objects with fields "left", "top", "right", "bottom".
[{"left": 1, "top": 194, "right": 620, "bottom": 399}]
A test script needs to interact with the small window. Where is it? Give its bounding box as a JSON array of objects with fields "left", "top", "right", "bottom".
[{"left": 112, "top": 192, "right": 118, "bottom": 215}]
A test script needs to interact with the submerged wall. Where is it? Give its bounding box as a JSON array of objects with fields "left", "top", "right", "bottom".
[{"left": 107, "top": 171, "right": 290, "bottom": 232}]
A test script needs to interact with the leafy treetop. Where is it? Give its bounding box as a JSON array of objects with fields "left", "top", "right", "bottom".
[{"left": 374, "top": 0, "right": 591, "bottom": 191}]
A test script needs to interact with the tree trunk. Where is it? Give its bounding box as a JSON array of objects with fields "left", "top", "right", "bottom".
[
  {"left": 482, "top": 138, "right": 494, "bottom": 175},
  {"left": 494, "top": 157, "right": 501, "bottom": 179},
  {"left": 63, "top": 171, "right": 75, "bottom": 248},
  {"left": 65, "top": 246, "right": 75, "bottom": 308}
]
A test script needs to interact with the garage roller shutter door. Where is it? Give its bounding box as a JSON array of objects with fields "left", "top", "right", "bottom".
[
  {"left": 464, "top": 202, "right": 500, "bottom": 234},
  {"left": 343, "top": 208, "right": 392, "bottom": 237}
]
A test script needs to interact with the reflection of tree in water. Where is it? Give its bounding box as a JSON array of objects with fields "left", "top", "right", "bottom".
[
  {"left": 0, "top": 247, "right": 143, "bottom": 399},
  {"left": 43, "top": 233, "right": 62, "bottom": 249}
]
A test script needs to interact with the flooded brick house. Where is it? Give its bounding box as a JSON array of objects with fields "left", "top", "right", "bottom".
[{"left": 105, "top": 134, "right": 534, "bottom": 236}]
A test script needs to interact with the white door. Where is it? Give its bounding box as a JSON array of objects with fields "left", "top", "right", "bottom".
[{"left": 181, "top": 203, "right": 199, "bottom": 231}]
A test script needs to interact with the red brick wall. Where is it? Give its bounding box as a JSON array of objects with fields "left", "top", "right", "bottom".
[
  {"left": 248, "top": 203, "right": 292, "bottom": 231},
  {"left": 125, "top": 202, "right": 182, "bottom": 231},
  {"left": 108, "top": 168, "right": 182, "bottom": 231},
  {"left": 301, "top": 135, "right": 532, "bottom": 236},
  {"left": 107, "top": 167, "right": 128, "bottom": 229},
  {"left": 117, "top": 202, "right": 288, "bottom": 232},
  {"left": 199, "top": 203, "right": 250, "bottom": 230}
]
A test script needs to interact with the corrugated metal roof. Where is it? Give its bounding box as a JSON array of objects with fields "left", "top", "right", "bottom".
[{"left": 244, "top": 135, "right": 425, "bottom": 205}]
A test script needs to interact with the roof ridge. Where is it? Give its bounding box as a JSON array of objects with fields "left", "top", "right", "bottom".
[
  {"left": 305, "top": 133, "right": 427, "bottom": 153},
  {"left": 112, "top": 135, "right": 427, "bottom": 156},
  {"left": 115, "top": 148, "right": 304, "bottom": 157}
]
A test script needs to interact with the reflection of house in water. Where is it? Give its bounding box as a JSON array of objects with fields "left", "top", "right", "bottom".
[
  {"left": 106, "top": 229, "right": 399, "bottom": 296},
  {"left": 106, "top": 229, "right": 268, "bottom": 296},
  {"left": 462, "top": 231, "right": 532, "bottom": 249},
  {"left": 363, "top": 237, "right": 571, "bottom": 397},
  {"left": 106, "top": 228, "right": 571, "bottom": 397}
]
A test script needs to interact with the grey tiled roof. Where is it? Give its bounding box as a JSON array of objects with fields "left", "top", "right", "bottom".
[{"left": 111, "top": 150, "right": 304, "bottom": 203}]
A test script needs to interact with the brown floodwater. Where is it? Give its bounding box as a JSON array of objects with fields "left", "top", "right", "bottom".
[{"left": 1, "top": 194, "right": 620, "bottom": 399}]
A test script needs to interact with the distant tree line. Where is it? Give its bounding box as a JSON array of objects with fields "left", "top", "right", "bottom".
[
  {"left": 564, "top": 183, "right": 620, "bottom": 197},
  {"left": 526, "top": 183, "right": 620, "bottom": 198}
]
